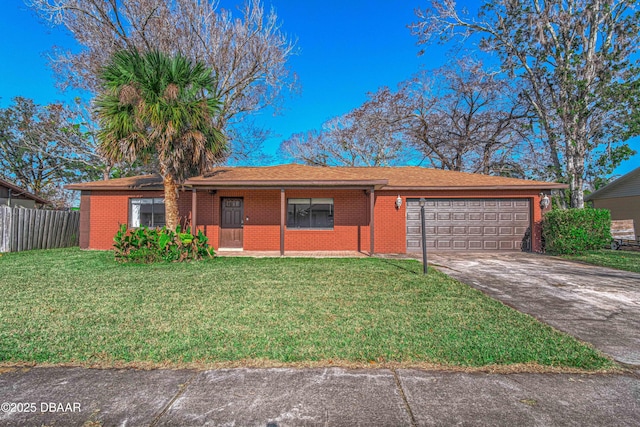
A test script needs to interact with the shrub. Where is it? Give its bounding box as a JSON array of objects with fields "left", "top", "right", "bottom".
[
  {"left": 113, "top": 224, "right": 215, "bottom": 263},
  {"left": 542, "top": 208, "right": 611, "bottom": 255}
]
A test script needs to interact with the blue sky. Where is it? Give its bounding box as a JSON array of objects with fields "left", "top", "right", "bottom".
[{"left": 1, "top": 0, "right": 637, "bottom": 175}]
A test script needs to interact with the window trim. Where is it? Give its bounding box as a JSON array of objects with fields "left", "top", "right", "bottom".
[
  {"left": 129, "top": 197, "right": 166, "bottom": 228},
  {"left": 286, "top": 197, "right": 334, "bottom": 230}
]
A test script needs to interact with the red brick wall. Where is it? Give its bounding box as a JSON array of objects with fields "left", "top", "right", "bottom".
[
  {"left": 85, "top": 187, "right": 546, "bottom": 253},
  {"left": 87, "top": 190, "right": 164, "bottom": 250},
  {"left": 79, "top": 192, "right": 91, "bottom": 249}
]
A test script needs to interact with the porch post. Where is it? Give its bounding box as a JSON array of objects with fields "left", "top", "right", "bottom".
[
  {"left": 280, "top": 188, "right": 285, "bottom": 256},
  {"left": 191, "top": 188, "right": 197, "bottom": 231},
  {"left": 370, "top": 188, "right": 375, "bottom": 255}
]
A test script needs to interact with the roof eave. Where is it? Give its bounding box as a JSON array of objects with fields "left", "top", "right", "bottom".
[
  {"left": 64, "top": 184, "right": 165, "bottom": 191},
  {"left": 184, "top": 179, "right": 389, "bottom": 188},
  {"left": 383, "top": 184, "right": 569, "bottom": 191}
]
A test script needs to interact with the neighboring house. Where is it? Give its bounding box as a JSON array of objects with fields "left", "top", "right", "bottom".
[
  {"left": 585, "top": 166, "right": 640, "bottom": 231},
  {"left": 65, "top": 164, "right": 566, "bottom": 253},
  {"left": 0, "top": 179, "right": 50, "bottom": 209}
]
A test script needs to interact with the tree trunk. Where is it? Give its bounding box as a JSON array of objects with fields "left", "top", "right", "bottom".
[
  {"left": 103, "top": 164, "right": 111, "bottom": 181},
  {"left": 163, "top": 174, "right": 180, "bottom": 230},
  {"left": 569, "top": 172, "right": 585, "bottom": 208}
]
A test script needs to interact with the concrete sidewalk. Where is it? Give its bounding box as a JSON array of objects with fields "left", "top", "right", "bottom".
[{"left": 0, "top": 366, "right": 639, "bottom": 426}]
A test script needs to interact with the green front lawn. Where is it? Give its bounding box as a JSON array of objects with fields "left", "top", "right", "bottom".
[
  {"left": 0, "top": 248, "right": 613, "bottom": 370},
  {"left": 561, "top": 249, "right": 640, "bottom": 273}
]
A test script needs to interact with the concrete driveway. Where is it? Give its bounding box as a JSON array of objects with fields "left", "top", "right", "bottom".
[{"left": 429, "top": 252, "right": 640, "bottom": 367}]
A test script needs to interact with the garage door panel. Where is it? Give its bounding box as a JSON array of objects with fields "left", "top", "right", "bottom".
[
  {"left": 407, "top": 211, "right": 420, "bottom": 221},
  {"left": 483, "top": 241, "right": 498, "bottom": 250},
  {"left": 406, "top": 198, "right": 530, "bottom": 252},
  {"left": 453, "top": 212, "right": 466, "bottom": 221},
  {"left": 500, "top": 241, "right": 516, "bottom": 250},
  {"left": 407, "top": 239, "right": 421, "bottom": 249},
  {"left": 484, "top": 212, "right": 498, "bottom": 221},
  {"left": 515, "top": 226, "right": 528, "bottom": 235},
  {"left": 499, "top": 227, "right": 514, "bottom": 235},
  {"left": 484, "top": 226, "right": 498, "bottom": 235},
  {"left": 407, "top": 226, "right": 421, "bottom": 235},
  {"left": 436, "top": 240, "right": 452, "bottom": 249},
  {"left": 469, "top": 240, "right": 482, "bottom": 249},
  {"left": 452, "top": 226, "right": 467, "bottom": 235},
  {"left": 468, "top": 226, "right": 482, "bottom": 235},
  {"left": 452, "top": 240, "right": 467, "bottom": 249},
  {"left": 437, "top": 226, "right": 452, "bottom": 235}
]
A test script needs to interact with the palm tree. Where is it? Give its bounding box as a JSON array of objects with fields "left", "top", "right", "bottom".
[{"left": 95, "top": 49, "right": 225, "bottom": 229}]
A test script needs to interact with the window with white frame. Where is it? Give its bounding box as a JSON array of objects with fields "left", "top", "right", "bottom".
[
  {"left": 287, "top": 198, "right": 334, "bottom": 229},
  {"left": 129, "top": 198, "right": 166, "bottom": 228}
]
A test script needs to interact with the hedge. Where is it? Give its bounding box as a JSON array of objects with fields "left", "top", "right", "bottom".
[{"left": 542, "top": 208, "right": 611, "bottom": 255}]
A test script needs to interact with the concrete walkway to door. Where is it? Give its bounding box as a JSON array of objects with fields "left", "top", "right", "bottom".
[
  {"left": 429, "top": 252, "right": 640, "bottom": 368},
  {"left": 216, "top": 250, "right": 369, "bottom": 258}
]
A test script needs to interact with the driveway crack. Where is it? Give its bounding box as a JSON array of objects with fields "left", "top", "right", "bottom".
[
  {"left": 392, "top": 369, "right": 417, "bottom": 427},
  {"left": 148, "top": 370, "right": 198, "bottom": 427}
]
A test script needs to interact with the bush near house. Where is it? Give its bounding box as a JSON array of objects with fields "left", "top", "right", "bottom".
[
  {"left": 113, "top": 224, "right": 214, "bottom": 263},
  {"left": 542, "top": 208, "right": 611, "bottom": 255}
]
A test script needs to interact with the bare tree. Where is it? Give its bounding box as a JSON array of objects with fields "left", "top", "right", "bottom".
[
  {"left": 28, "top": 0, "right": 297, "bottom": 161},
  {"left": 281, "top": 61, "right": 532, "bottom": 174},
  {"left": 412, "top": 0, "right": 640, "bottom": 207},
  {"left": 280, "top": 87, "right": 413, "bottom": 166},
  {"left": 0, "top": 97, "right": 102, "bottom": 206},
  {"left": 404, "top": 59, "right": 533, "bottom": 177}
]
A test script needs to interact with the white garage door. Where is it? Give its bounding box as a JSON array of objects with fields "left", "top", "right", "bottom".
[{"left": 406, "top": 199, "right": 531, "bottom": 251}]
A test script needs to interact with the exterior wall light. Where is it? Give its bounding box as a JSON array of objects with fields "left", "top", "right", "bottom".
[
  {"left": 539, "top": 193, "right": 550, "bottom": 210},
  {"left": 395, "top": 195, "right": 402, "bottom": 209}
]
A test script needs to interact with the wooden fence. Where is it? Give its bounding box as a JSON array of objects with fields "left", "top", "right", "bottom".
[{"left": 0, "top": 206, "right": 80, "bottom": 253}]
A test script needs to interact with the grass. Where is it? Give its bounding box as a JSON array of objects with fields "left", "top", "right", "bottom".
[
  {"left": 561, "top": 249, "right": 640, "bottom": 273},
  {"left": 0, "top": 248, "right": 614, "bottom": 370}
]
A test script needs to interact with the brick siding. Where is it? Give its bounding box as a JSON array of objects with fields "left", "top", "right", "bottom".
[{"left": 83, "top": 188, "right": 546, "bottom": 253}]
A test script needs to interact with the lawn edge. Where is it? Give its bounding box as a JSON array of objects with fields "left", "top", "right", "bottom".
[
  {"left": 0, "top": 360, "right": 624, "bottom": 375},
  {"left": 553, "top": 251, "right": 640, "bottom": 274}
]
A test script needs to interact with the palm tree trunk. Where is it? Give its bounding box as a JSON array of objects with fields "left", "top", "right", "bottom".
[{"left": 163, "top": 174, "right": 180, "bottom": 230}]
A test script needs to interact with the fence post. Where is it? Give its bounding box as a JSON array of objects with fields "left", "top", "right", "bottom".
[{"left": 0, "top": 206, "right": 11, "bottom": 253}]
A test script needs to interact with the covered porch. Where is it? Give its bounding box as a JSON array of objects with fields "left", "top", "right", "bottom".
[{"left": 186, "top": 173, "right": 388, "bottom": 255}]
